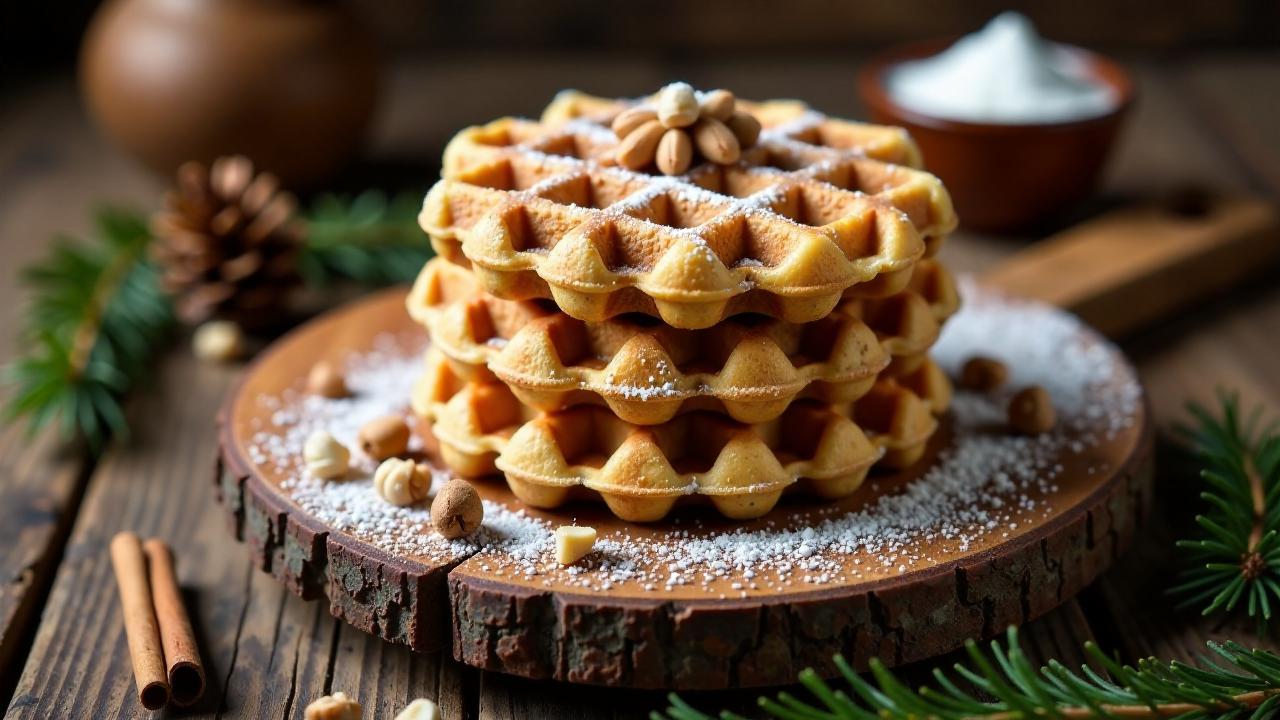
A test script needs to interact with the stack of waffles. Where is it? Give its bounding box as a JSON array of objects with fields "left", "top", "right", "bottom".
[{"left": 407, "top": 88, "right": 960, "bottom": 522}]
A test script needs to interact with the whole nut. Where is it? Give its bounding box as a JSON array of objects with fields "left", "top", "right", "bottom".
[
  {"left": 307, "top": 361, "right": 349, "bottom": 398},
  {"left": 193, "top": 320, "right": 245, "bottom": 362},
  {"left": 394, "top": 698, "right": 441, "bottom": 720},
  {"left": 431, "top": 479, "right": 484, "bottom": 539},
  {"left": 960, "top": 356, "right": 1008, "bottom": 392},
  {"left": 611, "top": 106, "right": 657, "bottom": 139},
  {"left": 373, "top": 457, "right": 432, "bottom": 506},
  {"left": 358, "top": 415, "right": 410, "bottom": 460},
  {"left": 615, "top": 119, "right": 665, "bottom": 170},
  {"left": 725, "top": 110, "right": 762, "bottom": 148},
  {"left": 305, "top": 691, "right": 362, "bottom": 720},
  {"left": 303, "top": 431, "right": 350, "bottom": 479},
  {"left": 656, "top": 128, "right": 693, "bottom": 176},
  {"left": 656, "top": 82, "right": 699, "bottom": 128},
  {"left": 699, "top": 89, "right": 736, "bottom": 121},
  {"left": 692, "top": 118, "right": 741, "bottom": 164},
  {"left": 1008, "top": 385, "right": 1056, "bottom": 435}
]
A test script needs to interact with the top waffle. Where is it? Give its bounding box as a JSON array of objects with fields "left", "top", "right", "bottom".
[{"left": 420, "top": 91, "right": 957, "bottom": 329}]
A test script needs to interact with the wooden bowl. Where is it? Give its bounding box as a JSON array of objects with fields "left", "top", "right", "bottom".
[{"left": 857, "top": 40, "right": 1134, "bottom": 232}]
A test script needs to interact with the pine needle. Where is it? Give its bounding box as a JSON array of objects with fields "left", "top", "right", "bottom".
[
  {"left": 653, "top": 626, "right": 1280, "bottom": 719},
  {"left": 1172, "top": 392, "right": 1280, "bottom": 630},
  {"left": 2, "top": 207, "right": 173, "bottom": 452},
  {"left": 298, "top": 189, "right": 432, "bottom": 286}
]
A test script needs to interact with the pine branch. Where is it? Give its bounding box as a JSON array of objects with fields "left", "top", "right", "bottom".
[
  {"left": 1170, "top": 392, "right": 1280, "bottom": 628},
  {"left": 655, "top": 626, "right": 1280, "bottom": 720},
  {"left": 298, "top": 189, "right": 432, "bottom": 286},
  {"left": 2, "top": 207, "right": 173, "bottom": 452}
]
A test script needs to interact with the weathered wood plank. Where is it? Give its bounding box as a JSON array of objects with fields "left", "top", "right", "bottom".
[
  {"left": 322, "top": 625, "right": 451, "bottom": 719},
  {"left": 1181, "top": 53, "right": 1280, "bottom": 198},
  {"left": 1081, "top": 57, "right": 1280, "bottom": 665},
  {"left": 0, "top": 80, "right": 159, "bottom": 689}
]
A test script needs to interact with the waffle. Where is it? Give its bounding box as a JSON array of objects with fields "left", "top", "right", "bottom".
[
  {"left": 412, "top": 348, "right": 946, "bottom": 522},
  {"left": 407, "top": 257, "right": 891, "bottom": 425},
  {"left": 854, "top": 257, "right": 960, "bottom": 377},
  {"left": 541, "top": 90, "right": 952, "bottom": 258},
  {"left": 420, "top": 99, "right": 956, "bottom": 329}
]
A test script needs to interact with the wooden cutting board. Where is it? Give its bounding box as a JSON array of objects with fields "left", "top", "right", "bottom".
[{"left": 982, "top": 196, "right": 1279, "bottom": 338}]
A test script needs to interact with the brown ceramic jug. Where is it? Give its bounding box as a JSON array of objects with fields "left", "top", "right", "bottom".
[{"left": 80, "top": 0, "right": 380, "bottom": 189}]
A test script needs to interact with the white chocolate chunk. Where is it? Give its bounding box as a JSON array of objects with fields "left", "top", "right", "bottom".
[{"left": 554, "top": 525, "right": 598, "bottom": 565}]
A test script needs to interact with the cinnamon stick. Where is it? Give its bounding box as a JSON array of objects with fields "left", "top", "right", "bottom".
[
  {"left": 109, "top": 532, "right": 170, "bottom": 710},
  {"left": 143, "top": 539, "right": 207, "bottom": 707}
]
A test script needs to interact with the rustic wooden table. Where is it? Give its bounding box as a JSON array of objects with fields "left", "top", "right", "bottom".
[{"left": 1, "top": 53, "right": 1278, "bottom": 719}]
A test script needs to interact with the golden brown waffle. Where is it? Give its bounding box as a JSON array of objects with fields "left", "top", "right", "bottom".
[
  {"left": 407, "top": 257, "right": 891, "bottom": 425},
  {"left": 542, "top": 90, "right": 953, "bottom": 259},
  {"left": 419, "top": 96, "right": 956, "bottom": 329},
  {"left": 851, "top": 257, "right": 960, "bottom": 377},
  {"left": 412, "top": 348, "right": 948, "bottom": 522}
]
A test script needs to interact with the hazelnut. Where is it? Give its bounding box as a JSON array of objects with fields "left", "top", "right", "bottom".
[
  {"left": 656, "top": 82, "right": 699, "bottom": 128},
  {"left": 192, "top": 320, "right": 245, "bottom": 362},
  {"left": 303, "top": 431, "right": 350, "bottom": 479},
  {"left": 394, "top": 698, "right": 441, "bottom": 720},
  {"left": 358, "top": 415, "right": 410, "bottom": 460},
  {"left": 374, "top": 458, "right": 432, "bottom": 506},
  {"left": 960, "top": 356, "right": 1008, "bottom": 392},
  {"left": 307, "top": 361, "right": 349, "bottom": 398},
  {"left": 305, "top": 691, "right": 362, "bottom": 720},
  {"left": 1008, "top": 385, "right": 1056, "bottom": 435},
  {"left": 554, "top": 525, "right": 597, "bottom": 565},
  {"left": 431, "top": 479, "right": 483, "bottom": 539}
]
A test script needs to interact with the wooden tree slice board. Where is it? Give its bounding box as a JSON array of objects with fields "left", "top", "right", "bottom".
[{"left": 216, "top": 284, "right": 1152, "bottom": 690}]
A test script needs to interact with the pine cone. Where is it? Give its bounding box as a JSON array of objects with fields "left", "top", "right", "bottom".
[{"left": 151, "top": 155, "right": 303, "bottom": 326}]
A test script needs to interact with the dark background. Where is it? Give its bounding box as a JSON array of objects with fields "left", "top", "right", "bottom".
[{"left": 5, "top": 0, "right": 1278, "bottom": 79}]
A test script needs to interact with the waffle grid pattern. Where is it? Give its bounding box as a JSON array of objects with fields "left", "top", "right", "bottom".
[
  {"left": 413, "top": 347, "right": 955, "bottom": 522},
  {"left": 420, "top": 97, "right": 956, "bottom": 329},
  {"left": 406, "top": 90, "right": 959, "bottom": 522}
]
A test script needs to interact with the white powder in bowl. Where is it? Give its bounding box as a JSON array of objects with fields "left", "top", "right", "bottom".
[{"left": 885, "top": 12, "right": 1118, "bottom": 125}]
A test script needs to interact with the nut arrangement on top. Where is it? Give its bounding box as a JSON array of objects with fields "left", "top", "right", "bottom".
[
  {"left": 612, "top": 83, "right": 762, "bottom": 175},
  {"left": 406, "top": 84, "right": 960, "bottom": 522}
]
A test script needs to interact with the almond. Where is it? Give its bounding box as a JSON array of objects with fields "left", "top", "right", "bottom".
[
  {"left": 656, "top": 128, "right": 693, "bottom": 175},
  {"left": 699, "top": 89, "right": 736, "bottom": 121},
  {"left": 611, "top": 107, "right": 657, "bottom": 139},
  {"left": 615, "top": 119, "right": 665, "bottom": 170},
  {"left": 725, "top": 110, "right": 762, "bottom": 148},
  {"left": 692, "top": 118, "right": 741, "bottom": 164},
  {"left": 657, "top": 83, "right": 699, "bottom": 128}
]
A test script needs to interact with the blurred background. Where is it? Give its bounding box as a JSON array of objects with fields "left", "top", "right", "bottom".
[{"left": 3, "top": 0, "right": 1276, "bottom": 211}]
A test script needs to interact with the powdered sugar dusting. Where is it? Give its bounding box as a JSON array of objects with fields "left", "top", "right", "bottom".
[{"left": 241, "top": 285, "right": 1143, "bottom": 598}]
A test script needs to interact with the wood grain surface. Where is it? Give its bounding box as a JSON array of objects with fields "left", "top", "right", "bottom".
[{"left": 1, "top": 53, "right": 1279, "bottom": 717}]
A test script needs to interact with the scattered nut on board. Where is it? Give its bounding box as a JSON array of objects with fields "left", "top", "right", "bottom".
[
  {"left": 1008, "top": 385, "right": 1056, "bottom": 434},
  {"left": 358, "top": 415, "right": 410, "bottom": 460},
  {"left": 394, "top": 698, "right": 441, "bottom": 720},
  {"left": 306, "top": 361, "right": 349, "bottom": 398},
  {"left": 374, "top": 457, "right": 432, "bottom": 506},
  {"left": 303, "top": 431, "right": 350, "bottom": 479},
  {"left": 431, "top": 479, "right": 483, "bottom": 539},
  {"left": 304, "top": 691, "right": 362, "bottom": 720},
  {"left": 555, "top": 525, "right": 598, "bottom": 565},
  {"left": 959, "top": 356, "right": 1008, "bottom": 391},
  {"left": 192, "top": 320, "right": 245, "bottom": 362}
]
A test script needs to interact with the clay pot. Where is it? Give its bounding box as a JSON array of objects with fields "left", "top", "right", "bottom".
[
  {"left": 858, "top": 40, "right": 1133, "bottom": 233},
  {"left": 80, "top": 0, "right": 380, "bottom": 190}
]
